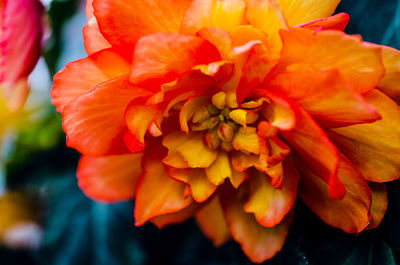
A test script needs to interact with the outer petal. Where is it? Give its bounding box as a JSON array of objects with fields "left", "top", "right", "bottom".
[
  {"left": 151, "top": 203, "right": 199, "bottom": 229},
  {"left": 298, "top": 156, "right": 372, "bottom": 233},
  {"left": 0, "top": 0, "right": 43, "bottom": 87},
  {"left": 85, "top": 0, "right": 94, "bottom": 19},
  {"left": 62, "top": 76, "right": 150, "bottom": 156},
  {"left": 181, "top": 0, "right": 247, "bottom": 35},
  {"left": 244, "top": 158, "right": 299, "bottom": 227},
  {"left": 51, "top": 49, "right": 130, "bottom": 112},
  {"left": 329, "top": 90, "right": 400, "bottom": 182},
  {"left": 220, "top": 184, "right": 293, "bottom": 263},
  {"left": 366, "top": 183, "right": 388, "bottom": 230},
  {"left": 279, "top": 28, "right": 384, "bottom": 94},
  {"left": 130, "top": 33, "right": 220, "bottom": 85},
  {"left": 275, "top": 0, "right": 341, "bottom": 26},
  {"left": 93, "top": 0, "right": 192, "bottom": 46},
  {"left": 279, "top": 100, "right": 344, "bottom": 199},
  {"left": 377, "top": 46, "right": 400, "bottom": 98},
  {"left": 77, "top": 154, "right": 143, "bottom": 203},
  {"left": 135, "top": 149, "right": 193, "bottom": 226},
  {"left": 298, "top": 13, "right": 350, "bottom": 31},
  {"left": 83, "top": 18, "right": 112, "bottom": 55},
  {"left": 195, "top": 194, "right": 231, "bottom": 246},
  {"left": 269, "top": 68, "right": 380, "bottom": 127},
  {"left": 166, "top": 167, "right": 217, "bottom": 203}
]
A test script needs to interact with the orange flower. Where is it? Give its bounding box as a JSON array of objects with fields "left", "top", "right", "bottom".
[{"left": 52, "top": 0, "right": 400, "bottom": 262}]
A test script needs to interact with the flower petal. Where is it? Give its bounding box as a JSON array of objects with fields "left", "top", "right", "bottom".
[
  {"left": 83, "top": 18, "right": 112, "bottom": 55},
  {"left": 51, "top": 49, "right": 130, "bottom": 112},
  {"left": 179, "top": 132, "right": 218, "bottom": 168},
  {"left": 205, "top": 151, "right": 234, "bottom": 186},
  {"left": 366, "top": 183, "right": 388, "bottom": 230},
  {"left": 125, "top": 102, "right": 164, "bottom": 144},
  {"left": 195, "top": 194, "right": 231, "bottom": 246},
  {"left": 166, "top": 167, "right": 217, "bottom": 203},
  {"left": 377, "top": 46, "right": 400, "bottom": 98},
  {"left": 275, "top": 0, "right": 341, "bottom": 26},
  {"left": 151, "top": 203, "right": 199, "bottom": 229},
  {"left": 220, "top": 184, "right": 293, "bottom": 263},
  {"left": 181, "top": 0, "right": 247, "bottom": 35},
  {"left": 298, "top": 156, "right": 372, "bottom": 233},
  {"left": 135, "top": 149, "right": 193, "bottom": 226},
  {"left": 130, "top": 33, "right": 220, "bottom": 86},
  {"left": 62, "top": 76, "right": 150, "bottom": 156},
  {"left": 180, "top": 96, "right": 209, "bottom": 134},
  {"left": 93, "top": 0, "right": 192, "bottom": 46},
  {"left": 77, "top": 153, "right": 142, "bottom": 203},
  {"left": 279, "top": 28, "right": 384, "bottom": 94},
  {"left": 280, "top": 102, "right": 344, "bottom": 199},
  {"left": 246, "top": 0, "right": 288, "bottom": 55},
  {"left": 269, "top": 68, "right": 380, "bottom": 127},
  {"left": 298, "top": 13, "right": 350, "bottom": 31},
  {"left": 232, "top": 127, "right": 261, "bottom": 154},
  {"left": 244, "top": 157, "right": 299, "bottom": 227},
  {"left": 0, "top": 0, "right": 43, "bottom": 87},
  {"left": 329, "top": 90, "right": 400, "bottom": 182}
]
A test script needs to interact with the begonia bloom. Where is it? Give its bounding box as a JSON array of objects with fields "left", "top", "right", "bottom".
[{"left": 52, "top": 0, "right": 400, "bottom": 262}]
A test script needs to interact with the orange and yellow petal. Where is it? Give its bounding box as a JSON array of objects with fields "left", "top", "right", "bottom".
[
  {"left": 220, "top": 184, "right": 293, "bottom": 263},
  {"left": 275, "top": 0, "right": 341, "bottom": 26},
  {"left": 135, "top": 149, "right": 193, "bottom": 226},
  {"left": 329, "top": 90, "right": 400, "bottom": 182},
  {"left": 377, "top": 46, "right": 400, "bottom": 98},
  {"left": 298, "top": 156, "right": 372, "bottom": 233},
  {"left": 244, "top": 157, "right": 299, "bottom": 227},
  {"left": 181, "top": 0, "right": 247, "bottom": 35}
]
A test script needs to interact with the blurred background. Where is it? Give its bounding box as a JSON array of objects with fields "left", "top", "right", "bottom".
[{"left": 0, "top": 0, "right": 399, "bottom": 264}]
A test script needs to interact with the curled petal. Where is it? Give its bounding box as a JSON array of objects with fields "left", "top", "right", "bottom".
[
  {"left": 135, "top": 148, "right": 193, "bottom": 226},
  {"left": 77, "top": 154, "right": 143, "bottom": 203},
  {"left": 83, "top": 18, "right": 112, "bottom": 55},
  {"left": 244, "top": 157, "right": 299, "bottom": 227},
  {"left": 166, "top": 167, "right": 217, "bottom": 203},
  {"left": 130, "top": 33, "right": 221, "bottom": 86}
]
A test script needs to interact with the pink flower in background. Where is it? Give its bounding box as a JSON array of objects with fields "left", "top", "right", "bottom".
[{"left": 0, "top": 0, "right": 44, "bottom": 110}]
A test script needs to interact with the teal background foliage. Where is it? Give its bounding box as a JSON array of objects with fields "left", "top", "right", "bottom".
[{"left": 1, "top": 0, "right": 400, "bottom": 264}]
